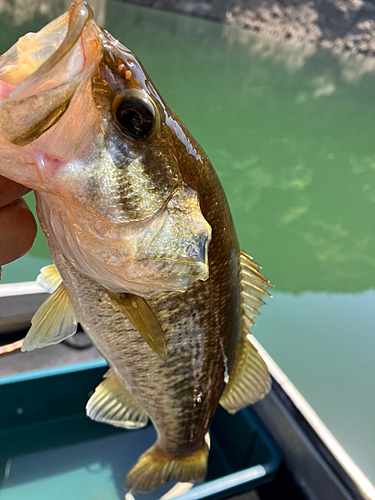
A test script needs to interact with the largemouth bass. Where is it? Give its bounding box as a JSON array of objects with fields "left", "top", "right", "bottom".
[{"left": 0, "top": 1, "right": 271, "bottom": 492}]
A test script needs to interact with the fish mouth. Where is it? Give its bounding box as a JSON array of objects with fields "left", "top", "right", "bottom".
[
  {"left": 0, "top": 0, "right": 94, "bottom": 93},
  {"left": 0, "top": 1, "right": 100, "bottom": 148}
]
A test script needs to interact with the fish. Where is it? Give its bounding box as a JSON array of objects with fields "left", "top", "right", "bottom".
[{"left": 0, "top": 0, "right": 272, "bottom": 492}]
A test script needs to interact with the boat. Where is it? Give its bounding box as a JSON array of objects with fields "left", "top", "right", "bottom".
[{"left": 0, "top": 282, "right": 373, "bottom": 500}]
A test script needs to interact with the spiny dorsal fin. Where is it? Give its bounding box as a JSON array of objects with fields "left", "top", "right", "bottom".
[
  {"left": 239, "top": 250, "right": 273, "bottom": 332},
  {"left": 86, "top": 368, "right": 148, "bottom": 429},
  {"left": 21, "top": 280, "right": 77, "bottom": 351},
  {"left": 219, "top": 336, "right": 271, "bottom": 414},
  {"left": 36, "top": 263, "right": 62, "bottom": 292},
  {"left": 109, "top": 293, "right": 167, "bottom": 360}
]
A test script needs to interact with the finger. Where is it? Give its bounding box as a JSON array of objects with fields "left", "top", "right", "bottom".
[
  {"left": 0, "top": 198, "right": 37, "bottom": 266},
  {"left": 0, "top": 176, "right": 30, "bottom": 208}
]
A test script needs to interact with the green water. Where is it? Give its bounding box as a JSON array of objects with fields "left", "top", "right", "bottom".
[{"left": 0, "top": 0, "right": 374, "bottom": 483}]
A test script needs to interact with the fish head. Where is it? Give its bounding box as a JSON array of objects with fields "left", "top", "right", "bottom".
[{"left": 0, "top": 1, "right": 212, "bottom": 296}]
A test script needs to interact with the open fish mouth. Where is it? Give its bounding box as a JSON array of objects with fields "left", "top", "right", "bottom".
[
  {"left": 0, "top": 1, "right": 100, "bottom": 148},
  {"left": 0, "top": 0, "right": 93, "bottom": 89}
]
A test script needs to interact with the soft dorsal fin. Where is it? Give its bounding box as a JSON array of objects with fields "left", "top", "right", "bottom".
[
  {"left": 109, "top": 293, "right": 167, "bottom": 360},
  {"left": 21, "top": 265, "right": 77, "bottom": 352},
  {"left": 219, "top": 250, "right": 272, "bottom": 413},
  {"left": 86, "top": 368, "right": 148, "bottom": 429},
  {"left": 219, "top": 336, "right": 271, "bottom": 413}
]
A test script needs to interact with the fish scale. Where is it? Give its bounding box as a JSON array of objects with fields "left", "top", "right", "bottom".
[{"left": 50, "top": 237, "right": 222, "bottom": 456}]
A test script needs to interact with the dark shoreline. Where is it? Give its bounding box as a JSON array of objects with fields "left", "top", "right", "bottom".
[{"left": 117, "top": 0, "right": 375, "bottom": 56}]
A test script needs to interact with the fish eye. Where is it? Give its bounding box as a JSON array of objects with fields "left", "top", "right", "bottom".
[{"left": 114, "top": 93, "right": 157, "bottom": 141}]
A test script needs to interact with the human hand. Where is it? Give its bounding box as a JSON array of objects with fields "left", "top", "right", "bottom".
[{"left": 0, "top": 176, "right": 37, "bottom": 270}]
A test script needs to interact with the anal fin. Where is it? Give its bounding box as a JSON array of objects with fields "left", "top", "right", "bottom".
[
  {"left": 21, "top": 281, "right": 77, "bottom": 351},
  {"left": 220, "top": 336, "right": 271, "bottom": 414},
  {"left": 86, "top": 368, "right": 148, "bottom": 429}
]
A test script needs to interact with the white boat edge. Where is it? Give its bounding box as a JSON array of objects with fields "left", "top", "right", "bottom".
[
  {"left": 250, "top": 335, "right": 375, "bottom": 500},
  {"left": 0, "top": 281, "right": 45, "bottom": 297}
]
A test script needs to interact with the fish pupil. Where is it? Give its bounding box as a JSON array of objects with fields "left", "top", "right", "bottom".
[{"left": 115, "top": 98, "right": 154, "bottom": 140}]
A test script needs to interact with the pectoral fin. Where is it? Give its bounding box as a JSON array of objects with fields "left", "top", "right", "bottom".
[
  {"left": 86, "top": 368, "right": 148, "bottom": 429},
  {"left": 219, "top": 336, "right": 271, "bottom": 413},
  {"left": 21, "top": 274, "right": 77, "bottom": 351},
  {"left": 109, "top": 293, "right": 167, "bottom": 360}
]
